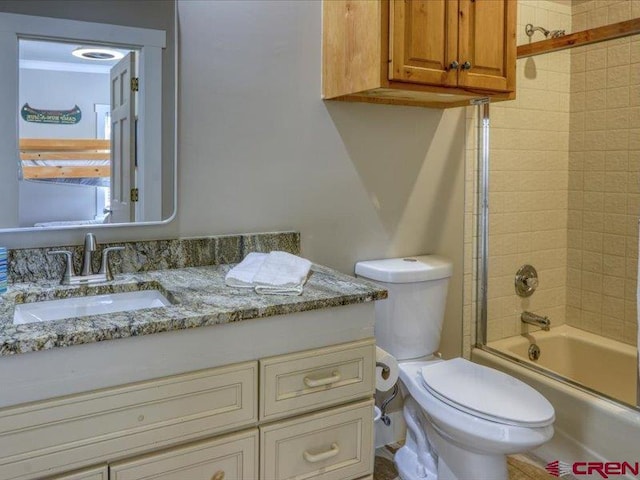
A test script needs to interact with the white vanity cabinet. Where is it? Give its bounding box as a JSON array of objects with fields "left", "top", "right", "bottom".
[
  {"left": 259, "top": 339, "right": 376, "bottom": 480},
  {"left": 1, "top": 337, "right": 376, "bottom": 480}
]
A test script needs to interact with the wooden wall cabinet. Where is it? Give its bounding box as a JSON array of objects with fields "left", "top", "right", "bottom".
[{"left": 323, "top": 0, "right": 516, "bottom": 108}]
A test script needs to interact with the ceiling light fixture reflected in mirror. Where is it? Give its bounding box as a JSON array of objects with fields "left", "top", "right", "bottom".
[{"left": 72, "top": 47, "right": 125, "bottom": 61}]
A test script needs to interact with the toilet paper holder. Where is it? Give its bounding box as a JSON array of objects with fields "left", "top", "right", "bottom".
[
  {"left": 376, "top": 361, "right": 398, "bottom": 426},
  {"left": 376, "top": 361, "right": 391, "bottom": 378}
]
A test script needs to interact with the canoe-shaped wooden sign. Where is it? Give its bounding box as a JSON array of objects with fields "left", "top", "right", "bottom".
[{"left": 21, "top": 104, "right": 82, "bottom": 125}]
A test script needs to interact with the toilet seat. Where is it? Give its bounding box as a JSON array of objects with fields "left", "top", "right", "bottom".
[{"left": 420, "top": 358, "right": 555, "bottom": 428}]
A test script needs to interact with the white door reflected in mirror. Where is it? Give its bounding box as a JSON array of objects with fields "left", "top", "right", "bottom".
[{"left": 109, "top": 51, "right": 137, "bottom": 224}]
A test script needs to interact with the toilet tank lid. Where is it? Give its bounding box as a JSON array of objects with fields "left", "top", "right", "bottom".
[{"left": 355, "top": 255, "right": 453, "bottom": 283}]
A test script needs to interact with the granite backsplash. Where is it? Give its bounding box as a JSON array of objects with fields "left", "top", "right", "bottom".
[{"left": 8, "top": 231, "right": 300, "bottom": 283}]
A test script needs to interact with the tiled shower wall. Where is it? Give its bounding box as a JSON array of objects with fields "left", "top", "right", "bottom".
[
  {"left": 566, "top": 1, "right": 640, "bottom": 344},
  {"left": 464, "top": 0, "right": 640, "bottom": 355},
  {"left": 463, "top": 0, "right": 572, "bottom": 353}
]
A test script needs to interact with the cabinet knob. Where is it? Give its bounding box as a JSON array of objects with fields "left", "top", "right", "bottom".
[
  {"left": 461, "top": 61, "right": 472, "bottom": 70},
  {"left": 449, "top": 60, "right": 459, "bottom": 70},
  {"left": 211, "top": 471, "right": 225, "bottom": 480}
]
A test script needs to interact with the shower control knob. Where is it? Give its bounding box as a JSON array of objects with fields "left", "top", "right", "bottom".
[
  {"left": 515, "top": 264, "right": 538, "bottom": 297},
  {"left": 461, "top": 61, "right": 472, "bottom": 70},
  {"left": 449, "top": 60, "right": 460, "bottom": 70}
]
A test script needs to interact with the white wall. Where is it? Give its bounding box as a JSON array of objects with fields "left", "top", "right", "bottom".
[
  {"left": 0, "top": 1, "right": 467, "bottom": 357},
  {"left": 19, "top": 69, "right": 108, "bottom": 138}
]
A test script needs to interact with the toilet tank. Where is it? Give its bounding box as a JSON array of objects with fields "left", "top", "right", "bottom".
[{"left": 355, "top": 256, "right": 453, "bottom": 361}]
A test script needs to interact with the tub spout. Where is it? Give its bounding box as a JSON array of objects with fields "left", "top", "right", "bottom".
[{"left": 521, "top": 311, "right": 551, "bottom": 331}]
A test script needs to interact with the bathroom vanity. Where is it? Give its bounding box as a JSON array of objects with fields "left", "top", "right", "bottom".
[{"left": 0, "top": 233, "right": 385, "bottom": 480}]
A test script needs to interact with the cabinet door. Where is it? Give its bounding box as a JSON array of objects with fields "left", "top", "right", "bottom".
[
  {"left": 110, "top": 429, "right": 258, "bottom": 480},
  {"left": 0, "top": 361, "right": 257, "bottom": 480},
  {"left": 49, "top": 466, "right": 108, "bottom": 480},
  {"left": 457, "top": 0, "right": 516, "bottom": 92},
  {"left": 261, "top": 399, "right": 374, "bottom": 480},
  {"left": 389, "top": 0, "right": 458, "bottom": 86}
]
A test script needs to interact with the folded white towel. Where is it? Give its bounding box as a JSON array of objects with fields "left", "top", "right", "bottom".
[
  {"left": 225, "top": 252, "right": 268, "bottom": 288},
  {"left": 253, "top": 251, "right": 312, "bottom": 296}
]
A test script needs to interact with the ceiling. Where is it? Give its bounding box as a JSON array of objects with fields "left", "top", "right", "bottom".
[{"left": 19, "top": 39, "right": 133, "bottom": 74}]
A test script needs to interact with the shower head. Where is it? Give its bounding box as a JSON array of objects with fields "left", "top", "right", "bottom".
[{"left": 525, "top": 23, "right": 565, "bottom": 39}]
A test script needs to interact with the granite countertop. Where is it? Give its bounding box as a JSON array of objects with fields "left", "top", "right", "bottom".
[{"left": 0, "top": 264, "right": 387, "bottom": 356}]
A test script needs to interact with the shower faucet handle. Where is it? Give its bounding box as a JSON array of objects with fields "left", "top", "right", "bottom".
[{"left": 515, "top": 264, "right": 538, "bottom": 297}]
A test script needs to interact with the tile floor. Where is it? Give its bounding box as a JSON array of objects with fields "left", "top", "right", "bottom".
[{"left": 374, "top": 445, "right": 556, "bottom": 480}]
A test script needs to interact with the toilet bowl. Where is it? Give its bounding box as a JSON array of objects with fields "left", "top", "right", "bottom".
[
  {"left": 396, "top": 359, "right": 554, "bottom": 480},
  {"left": 355, "top": 256, "right": 555, "bottom": 480}
]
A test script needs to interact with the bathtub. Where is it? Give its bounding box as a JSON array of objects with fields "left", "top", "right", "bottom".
[
  {"left": 472, "top": 325, "right": 640, "bottom": 476},
  {"left": 489, "top": 325, "right": 637, "bottom": 405}
]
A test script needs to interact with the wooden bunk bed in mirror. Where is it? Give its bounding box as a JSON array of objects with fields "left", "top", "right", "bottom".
[{"left": 19, "top": 138, "right": 110, "bottom": 180}]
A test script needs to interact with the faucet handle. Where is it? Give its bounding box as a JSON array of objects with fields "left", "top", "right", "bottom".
[
  {"left": 48, "top": 250, "right": 74, "bottom": 285},
  {"left": 99, "top": 246, "right": 125, "bottom": 280}
]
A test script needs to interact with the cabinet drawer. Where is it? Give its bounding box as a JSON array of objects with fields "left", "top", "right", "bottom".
[
  {"left": 261, "top": 399, "right": 374, "bottom": 480},
  {"left": 111, "top": 429, "right": 258, "bottom": 480},
  {"left": 260, "top": 339, "right": 375, "bottom": 421},
  {"left": 0, "top": 361, "right": 257, "bottom": 480},
  {"left": 48, "top": 466, "right": 108, "bottom": 480}
]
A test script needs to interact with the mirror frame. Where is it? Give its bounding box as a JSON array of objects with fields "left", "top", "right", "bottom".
[{"left": 0, "top": 6, "right": 177, "bottom": 233}]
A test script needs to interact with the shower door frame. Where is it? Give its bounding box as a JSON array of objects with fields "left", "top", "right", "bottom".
[
  {"left": 471, "top": 19, "right": 640, "bottom": 409},
  {"left": 471, "top": 96, "right": 640, "bottom": 411}
]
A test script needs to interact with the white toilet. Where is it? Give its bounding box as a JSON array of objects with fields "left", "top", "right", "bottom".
[{"left": 355, "top": 256, "right": 555, "bottom": 480}]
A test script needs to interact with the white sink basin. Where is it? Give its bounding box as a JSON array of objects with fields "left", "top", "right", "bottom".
[{"left": 13, "top": 290, "right": 171, "bottom": 325}]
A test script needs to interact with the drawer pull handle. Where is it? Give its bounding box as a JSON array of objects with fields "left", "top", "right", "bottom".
[
  {"left": 303, "top": 443, "right": 340, "bottom": 463},
  {"left": 211, "top": 471, "right": 225, "bottom": 480},
  {"left": 303, "top": 371, "right": 341, "bottom": 388}
]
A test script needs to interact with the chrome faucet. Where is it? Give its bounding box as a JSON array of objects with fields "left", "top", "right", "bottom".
[
  {"left": 80, "top": 233, "right": 97, "bottom": 276},
  {"left": 48, "top": 233, "right": 124, "bottom": 285},
  {"left": 521, "top": 311, "right": 551, "bottom": 331}
]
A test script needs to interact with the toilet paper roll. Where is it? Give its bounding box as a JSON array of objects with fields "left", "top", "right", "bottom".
[{"left": 375, "top": 346, "right": 399, "bottom": 392}]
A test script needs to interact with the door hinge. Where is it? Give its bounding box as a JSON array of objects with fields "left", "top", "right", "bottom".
[
  {"left": 130, "top": 188, "right": 139, "bottom": 202},
  {"left": 131, "top": 77, "right": 139, "bottom": 92}
]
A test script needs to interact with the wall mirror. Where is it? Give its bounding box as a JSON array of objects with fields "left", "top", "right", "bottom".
[{"left": 0, "top": 0, "right": 176, "bottom": 231}]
